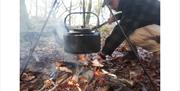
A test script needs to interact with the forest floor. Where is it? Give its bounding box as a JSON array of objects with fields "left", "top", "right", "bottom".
[{"left": 20, "top": 30, "right": 160, "bottom": 91}]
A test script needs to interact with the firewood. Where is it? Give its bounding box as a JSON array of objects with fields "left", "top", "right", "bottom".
[
  {"left": 91, "top": 59, "right": 104, "bottom": 67},
  {"left": 56, "top": 66, "right": 72, "bottom": 73},
  {"left": 101, "top": 69, "right": 117, "bottom": 79},
  {"left": 39, "top": 79, "right": 54, "bottom": 91}
]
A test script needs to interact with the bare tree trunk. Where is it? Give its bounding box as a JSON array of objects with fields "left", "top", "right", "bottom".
[
  {"left": 29, "top": 0, "right": 32, "bottom": 16},
  {"left": 69, "top": 0, "right": 72, "bottom": 26},
  {"left": 36, "top": 0, "right": 38, "bottom": 16},
  {"left": 20, "top": 0, "right": 31, "bottom": 31},
  {"left": 44, "top": 0, "right": 47, "bottom": 17},
  {"left": 85, "top": 0, "right": 92, "bottom": 25},
  {"left": 96, "top": 0, "right": 102, "bottom": 16}
]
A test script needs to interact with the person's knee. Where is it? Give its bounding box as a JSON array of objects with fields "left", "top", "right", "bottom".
[{"left": 129, "top": 24, "right": 160, "bottom": 53}]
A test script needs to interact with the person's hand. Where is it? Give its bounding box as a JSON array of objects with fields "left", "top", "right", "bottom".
[
  {"left": 97, "top": 52, "right": 106, "bottom": 60},
  {"left": 91, "top": 52, "right": 106, "bottom": 67},
  {"left": 108, "top": 16, "right": 115, "bottom": 24}
]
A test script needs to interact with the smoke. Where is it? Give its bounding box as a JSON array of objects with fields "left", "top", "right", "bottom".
[
  {"left": 54, "top": 20, "right": 68, "bottom": 39},
  {"left": 20, "top": 19, "right": 80, "bottom": 74}
]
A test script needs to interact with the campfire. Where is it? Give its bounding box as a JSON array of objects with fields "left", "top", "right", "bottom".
[
  {"left": 20, "top": 47, "right": 160, "bottom": 91},
  {"left": 28, "top": 54, "right": 120, "bottom": 91}
]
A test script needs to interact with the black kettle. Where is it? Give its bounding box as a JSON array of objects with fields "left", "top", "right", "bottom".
[{"left": 63, "top": 12, "right": 101, "bottom": 54}]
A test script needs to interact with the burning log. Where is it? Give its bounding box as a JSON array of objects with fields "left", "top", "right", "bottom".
[
  {"left": 77, "top": 54, "right": 89, "bottom": 65},
  {"left": 47, "top": 73, "right": 71, "bottom": 91},
  {"left": 21, "top": 72, "right": 36, "bottom": 82},
  {"left": 67, "top": 80, "right": 79, "bottom": 87},
  {"left": 55, "top": 62, "right": 73, "bottom": 73},
  {"left": 39, "top": 78, "right": 55, "bottom": 91},
  {"left": 78, "top": 54, "right": 89, "bottom": 62},
  {"left": 25, "top": 54, "right": 136, "bottom": 91},
  {"left": 56, "top": 66, "right": 72, "bottom": 73}
]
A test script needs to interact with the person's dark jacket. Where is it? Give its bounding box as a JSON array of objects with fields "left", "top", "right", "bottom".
[{"left": 102, "top": 0, "right": 160, "bottom": 56}]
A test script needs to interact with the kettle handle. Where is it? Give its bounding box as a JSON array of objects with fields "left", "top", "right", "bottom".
[{"left": 64, "top": 12, "right": 100, "bottom": 32}]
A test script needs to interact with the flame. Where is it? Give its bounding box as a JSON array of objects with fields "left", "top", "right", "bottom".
[
  {"left": 44, "top": 79, "right": 52, "bottom": 84},
  {"left": 44, "top": 79, "right": 53, "bottom": 87},
  {"left": 55, "top": 62, "right": 65, "bottom": 67},
  {"left": 77, "top": 86, "right": 82, "bottom": 91},
  {"left": 78, "top": 54, "right": 87, "bottom": 62},
  {"left": 67, "top": 80, "right": 74, "bottom": 86},
  {"left": 67, "top": 80, "right": 79, "bottom": 86},
  {"left": 79, "top": 77, "right": 88, "bottom": 83},
  {"left": 94, "top": 69, "right": 103, "bottom": 77},
  {"left": 67, "top": 80, "right": 82, "bottom": 91}
]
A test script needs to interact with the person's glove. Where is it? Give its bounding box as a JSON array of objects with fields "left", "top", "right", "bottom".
[
  {"left": 97, "top": 52, "right": 106, "bottom": 60},
  {"left": 91, "top": 52, "right": 106, "bottom": 67},
  {"left": 108, "top": 16, "right": 116, "bottom": 24}
]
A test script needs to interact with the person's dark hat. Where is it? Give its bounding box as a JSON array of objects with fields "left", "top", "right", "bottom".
[{"left": 102, "top": 0, "right": 112, "bottom": 7}]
